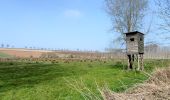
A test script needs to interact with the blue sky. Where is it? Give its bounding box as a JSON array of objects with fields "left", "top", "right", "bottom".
[
  {"left": 0, "top": 0, "right": 114, "bottom": 51},
  {"left": 0, "top": 0, "right": 168, "bottom": 51}
]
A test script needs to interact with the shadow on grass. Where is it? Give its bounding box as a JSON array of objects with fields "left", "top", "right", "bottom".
[{"left": 0, "top": 62, "right": 87, "bottom": 92}]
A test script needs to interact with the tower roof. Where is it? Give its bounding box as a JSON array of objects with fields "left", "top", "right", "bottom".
[{"left": 124, "top": 31, "right": 144, "bottom": 35}]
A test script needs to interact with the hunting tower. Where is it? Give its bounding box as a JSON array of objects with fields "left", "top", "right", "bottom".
[{"left": 125, "top": 31, "right": 144, "bottom": 70}]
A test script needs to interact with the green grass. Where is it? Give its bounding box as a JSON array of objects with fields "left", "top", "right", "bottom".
[
  {"left": 0, "top": 52, "right": 12, "bottom": 58},
  {"left": 0, "top": 59, "right": 169, "bottom": 100}
]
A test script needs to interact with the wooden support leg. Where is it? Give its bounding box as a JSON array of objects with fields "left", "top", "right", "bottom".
[
  {"left": 131, "top": 54, "right": 134, "bottom": 70},
  {"left": 127, "top": 54, "right": 137, "bottom": 70},
  {"left": 127, "top": 55, "right": 130, "bottom": 70},
  {"left": 141, "top": 54, "right": 144, "bottom": 71},
  {"left": 137, "top": 54, "right": 140, "bottom": 71},
  {"left": 127, "top": 55, "right": 132, "bottom": 70},
  {"left": 130, "top": 55, "right": 133, "bottom": 70},
  {"left": 132, "top": 54, "right": 135, "bottom": 62}
]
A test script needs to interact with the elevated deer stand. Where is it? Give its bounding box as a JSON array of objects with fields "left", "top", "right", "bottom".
[{"left": 125, "top": 31, "right": 144, "bottom": 71}]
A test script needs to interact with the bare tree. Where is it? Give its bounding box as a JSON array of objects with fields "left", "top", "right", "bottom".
[
  {"left": 6, "top": 44, "right": 9, "bottom": 48},
  {"left": 1, "top": 44, "right": 4, "bottom": 48},
  {"left": 156, "top": 0, "right": 170, "bottom": 33},
  {"left": 105, "top": 0, "right": 148, "bottom": 42}
]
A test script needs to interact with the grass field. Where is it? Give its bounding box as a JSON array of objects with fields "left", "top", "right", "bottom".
[
  {"left": 0, "top": 52, "right": 12, "bottom": 58},
  {"left": 0, "top": 59, "right": 169, "bottom": 100}
]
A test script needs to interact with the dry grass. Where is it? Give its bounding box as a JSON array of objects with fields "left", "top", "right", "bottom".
[{"left": 101, "top": 67, "right": 170, "bottom": 100}]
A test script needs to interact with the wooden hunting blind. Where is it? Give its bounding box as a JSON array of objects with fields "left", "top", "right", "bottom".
[
  {"left": 125, "top": 31, "right": 144, "bottom": 54},
  {"left": 125, "top": 31, "right": 144, "bottom": 70}
]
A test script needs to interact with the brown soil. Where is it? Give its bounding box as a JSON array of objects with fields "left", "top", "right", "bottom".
[{"left": 0, "top": 48, "right": 51, "bottom": 58}]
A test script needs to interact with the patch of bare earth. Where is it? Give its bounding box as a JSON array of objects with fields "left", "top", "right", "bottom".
[
  {"left": 102, "top": 67, "right": 170, "bottom": 100},
  {"left": 0, "top": 48, "right": 51, "bottom": 58}
]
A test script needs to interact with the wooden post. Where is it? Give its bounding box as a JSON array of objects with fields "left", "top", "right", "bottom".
[
  {"left": 141, "top": 54, "right": 144, "bottom": 70},
  {"left": 127, "top": 54, "right": 134, "bottom": 70},
  {"left": 127, "top": 55, "right": 130, "bottom": 70},
  {"left": 131, "top": 54, "right": 134, "bottom": 69},
  {"left": 130, "top": 55, "right": 132, "bottom": 69},
  {"left": 137, "top": 54, "right": 140, "bottom": 71}
]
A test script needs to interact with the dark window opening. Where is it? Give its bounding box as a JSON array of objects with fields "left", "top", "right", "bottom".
[
  {"left": 130, "top": 38, "right": 134, "bottom": 41},
  {"left": 140, "top": 38, "right": 143, "bottom": 41}
]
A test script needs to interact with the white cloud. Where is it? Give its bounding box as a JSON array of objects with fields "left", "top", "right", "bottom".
[{"left": 64, "top": 9, "right": 82, "bottom": 18}]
